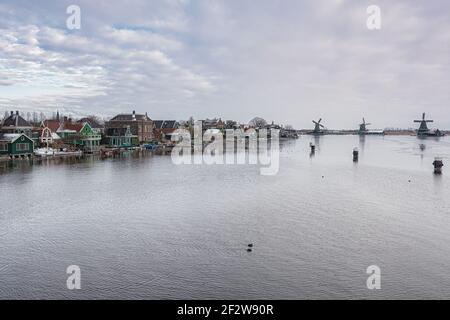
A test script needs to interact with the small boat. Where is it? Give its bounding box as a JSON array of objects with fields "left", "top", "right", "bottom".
[
  {"left": 34, "top": 147, "right": 55, "bottom": 156},
  {"left": 34, "top": 147, "right": 82, "bottom": 157},
  {"left": 57, "top": 148, "right": 83, "bottom": 156},
  {"left": 143, "top": 143, "right": 158, "bottom": 150}
]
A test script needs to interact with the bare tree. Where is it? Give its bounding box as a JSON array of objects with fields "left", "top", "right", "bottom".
[
  {"left": 86, "top": 114, "right": 103, "bottom": 124},
  {"left": 249, "top": 117, "right": 267, "bottom": 128}
]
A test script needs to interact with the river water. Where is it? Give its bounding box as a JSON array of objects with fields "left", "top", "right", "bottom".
[{"left": 1, "top": 135, "right": 450, "bottom": 299}]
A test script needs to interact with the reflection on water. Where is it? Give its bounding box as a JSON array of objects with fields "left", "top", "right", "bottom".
[
  {"left": 1, "top": 135, "right": 450, "bottom": 299},
  {"left": 359, "top": 135, "right": 366, "bottom": 152}
]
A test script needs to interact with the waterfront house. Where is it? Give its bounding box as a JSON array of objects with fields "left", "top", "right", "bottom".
[
  {"left": 0, "top": 133, "right": 34, "bottom": 158},
  {"left": 77, "top": 117, "right": 104, "bottom": 135},
  {"left": 1, "top": 111, "right": 33, "bottom": 137},
  {"left": 40, "top": 119, "right": 62, "bottom": 146},
  {"left": 105, "top": 111, "right": 154, "bottom": 143},
  {"left": 57, "top": 118, "right": 102, "bottom": 152},
  {"left": 39, "top": 127, "right": 61, "bottom": 146},
  {"left": 153, "top": 120, "right": 179, "bottom": 141},
  {"left": 105, "top": 125, "right": 138, "bottom": 148}
]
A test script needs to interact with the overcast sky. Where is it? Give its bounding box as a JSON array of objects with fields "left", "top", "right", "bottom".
[{"left": 0, "top": 0, "right": 449, "bottom": 129}]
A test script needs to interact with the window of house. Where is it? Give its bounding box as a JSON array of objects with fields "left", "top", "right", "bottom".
[
  {"left": 16, "top": 143, "right": 29, "bottom": 151},
  {"left": 0, "top": 143, "right": 7, "bottom": 151}
]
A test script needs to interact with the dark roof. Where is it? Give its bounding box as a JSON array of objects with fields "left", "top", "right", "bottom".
[
  {"left": 110, "top": 112, "right": 152, "bottom": 122},
  {"left": 203, "top": 118, "right": 218, "bottom": 125},
  {"left": 2, "top": 112, "right": 32, "bottom": 128},
  {"left": 154, "top": 120, "right": 178, "bottom": 129},
  {"left": 77, "top": 117, "right": 103, "bottom": 128}
]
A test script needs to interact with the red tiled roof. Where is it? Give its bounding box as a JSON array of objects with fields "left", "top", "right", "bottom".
[
  {"left": 43, "top": 120, "right": 61, "bottom": 132},
  {"left": 62, "top": 122, "right": 83, "bottom": 132}
]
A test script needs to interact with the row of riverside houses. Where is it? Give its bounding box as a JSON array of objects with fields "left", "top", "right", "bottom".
[
  {"left": 0, "top": 110, "right": 295, "bottom": 160},
  {"left": 0, "top": 110, "right": 180, "bottom": 159}
]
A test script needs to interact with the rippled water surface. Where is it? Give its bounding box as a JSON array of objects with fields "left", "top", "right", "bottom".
[{"left": 1, "top": 135, "right": 450, "bottom": 299}]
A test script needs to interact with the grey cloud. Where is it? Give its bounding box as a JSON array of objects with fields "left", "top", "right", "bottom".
[{"left": 0, "top": 0, "right": 449, "bottom": 129}]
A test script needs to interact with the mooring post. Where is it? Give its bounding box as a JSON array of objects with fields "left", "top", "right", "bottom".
[
  {"left": 433, "top": 157, "right": 443, "bottom": 174},
  {"left": 353, "top": 147, "right": 359, "bottom": 162}
]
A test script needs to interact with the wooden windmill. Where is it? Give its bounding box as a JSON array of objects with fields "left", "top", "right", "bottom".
[
  {"left": 312, "top": 118, "right": 325, "bottom": 134},
  {"left": 414, "top": 113, "right": 433, "bottom": 136},
  {"left": 359, "top": 118, "right": 371, "bottom": 134}
]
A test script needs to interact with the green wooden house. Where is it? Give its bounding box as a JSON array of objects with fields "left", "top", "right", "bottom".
[
  {"left": 77, "top": 122, "right": 102, "bottom": 152},
  {"left": 105, "top": 125, "right": 138, "bottom": 148},
  {"left": 0, "top": 133, "right": 34, "bottom": 158},
  {"left": 58, "top": 121, "right": 102, "bottom": 152}
]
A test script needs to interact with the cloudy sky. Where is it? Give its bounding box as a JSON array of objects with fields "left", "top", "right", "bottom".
[{"left": 0, "top": 0, "right": 449, "bottom": 129}]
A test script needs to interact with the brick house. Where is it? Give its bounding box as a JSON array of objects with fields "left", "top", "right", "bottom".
[{"left": 105, "top": 111, "right": 154, "bottom": 143}]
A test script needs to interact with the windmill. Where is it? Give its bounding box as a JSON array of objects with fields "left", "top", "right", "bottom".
[
  {"left": 414, "top": 113, "right": 433, "bottom": 136},
  {"left": 312, "top": 118, "right": 325, "bottom": 134},
  {"left": 359, "top": 118, "right": 371, "bottom": 134}
]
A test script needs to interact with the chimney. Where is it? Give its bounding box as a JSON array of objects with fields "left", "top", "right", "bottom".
[
  {"left": 10, "top": 111, "right": 13, "bottom": 116},
  {"left": 16, "top": 110, "right": 19, "bottom": 115},
  {"left": 64, "top": 116, "right": 68, "bottom": 122}
]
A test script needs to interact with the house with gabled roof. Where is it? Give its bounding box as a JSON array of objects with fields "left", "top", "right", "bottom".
[
  {"left": 57, "top": 118, "right": 102, "bottom": 152},
  {"left": 77, "top": 117, "right": 104, "bottom": 134},
  {"left": 1, "top": 111, "right": 33, "bottom": 137},
  {"left": 0, "top": 133, "right": 34, "bottom": 158},
  {"left": 39, "top": 119, "right": 62, "bottom": 146},
  {"left": 153, "top": 120, "right": 179, "bottom": 141}
]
